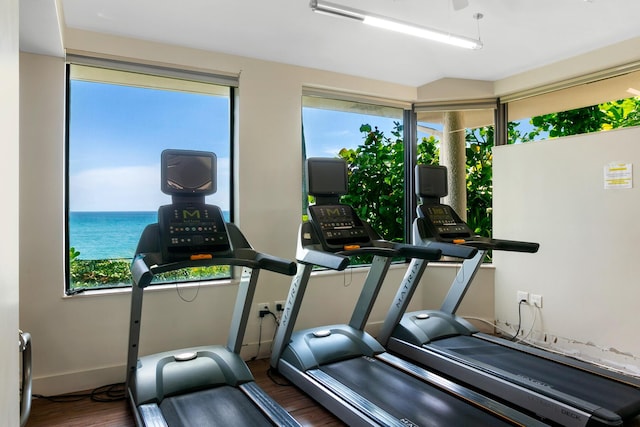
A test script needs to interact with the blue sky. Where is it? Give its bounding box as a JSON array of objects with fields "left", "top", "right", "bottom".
[
  {"left": 303, "top": 107, "right": 402, "bottom": 158},
  {"left": 68, "top": 81, "right": 230, "bottom": 211}
]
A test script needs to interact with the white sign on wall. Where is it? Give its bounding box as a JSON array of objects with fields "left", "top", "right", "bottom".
[{"left": 604, "top": 162, "right": 633, "bottom": 189}]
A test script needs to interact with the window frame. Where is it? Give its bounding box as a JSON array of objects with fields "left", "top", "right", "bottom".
[
  {"left": 502, "top": 63, "right": 640, "bottom": 143},
  {"left": 301, "top": 92, "right": 412, "bottom": 264},
  {"left": 64, "top": 57, "right": 238, "bottom": 294}
]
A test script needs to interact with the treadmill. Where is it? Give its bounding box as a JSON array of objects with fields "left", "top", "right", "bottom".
[
  {"left": 126, "top": 149, "right": 300, "bottom": 427},
  {"left": 378, "top": 164, "right": 640, "bottom": 427},
  {"left": 269, "top": 157, "right": 549, "bottom": 427}
]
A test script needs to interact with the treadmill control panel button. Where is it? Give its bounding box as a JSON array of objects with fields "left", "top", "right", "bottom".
[{"left": 308, "top": 204, "right": 369, "bottom": 250}]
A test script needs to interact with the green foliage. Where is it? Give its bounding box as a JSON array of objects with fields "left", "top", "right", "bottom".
[
  {"left": 152, "top": 266, "right": 230, "bottom": 284},
  {"left": 69, "top": 247, "right": 81, "bottom": 262},
  {"left": 417, "top": 135, "right": 440, "bottom": 165},
  {"left": 336, "top": 121, "right": 492, "bottom": 251},
  {"left": 338, "top": 123, "right": 405, "bottom": 243},
  {"left": 465, "top": 127, "right": 493, "bottom": 236},
  {"left": 600, "top": 98, "right": 640, "bottom": 129},
  {"left": 69, "top": 247, "right": 231, "bottom": 290},
  {"left": 69, "top": 258, "right": 132, "bottom": 288},
  {"left": 513, "top": 97, "right": 640, "bottom": 142},
  {"left": 530, "top": 105, "right": 603, "bottom": 138}
]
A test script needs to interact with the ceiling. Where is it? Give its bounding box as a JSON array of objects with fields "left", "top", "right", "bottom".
[{"left": 20, "top": 0, "right": 640, "bottom": 87}]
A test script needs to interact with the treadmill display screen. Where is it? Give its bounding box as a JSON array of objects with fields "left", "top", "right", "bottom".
[
  {"left": 425, "top": 206, "right": 456, "bottom": 225},
  {"left": 158, "top": 203, "right": 231, "bottom": 260},
  {"left": 306, "top": 158, "right": 348, "bottom": 196},
  {"left": 308, "top": 204, "right": 369, "bottom": 248},
  {"left": 424, "top": 206, "right": 471, "bottom": 237},
  {"left": 416, "top": 164, "right": 448, "bottom": 198},
  {"left": 161, "top": 149, "right": 217, "bottom": 196}
]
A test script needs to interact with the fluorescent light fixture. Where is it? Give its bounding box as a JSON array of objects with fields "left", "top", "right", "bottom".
[
  {"left": 310, "top": 0, "right": 483, "bottom": 50},
  {"left": 627, "top": 87, "right": 640, "bottom": 97}
]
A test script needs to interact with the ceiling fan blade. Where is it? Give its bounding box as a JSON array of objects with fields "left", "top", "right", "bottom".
[{"left": 452, "top": 0, "right": 469, "bottom": 11}]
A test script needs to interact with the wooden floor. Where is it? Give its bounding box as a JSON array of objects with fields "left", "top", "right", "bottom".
[
  {"left": 25, "top": 358, "right": 344, "bottom": 427},
  {"left": 23, "top": 357, "right": 640, "bottom": 427}
]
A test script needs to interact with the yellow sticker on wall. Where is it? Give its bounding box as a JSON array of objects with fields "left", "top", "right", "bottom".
[{"left": 604, "top": 162, "right": 633, "bottom": 189}]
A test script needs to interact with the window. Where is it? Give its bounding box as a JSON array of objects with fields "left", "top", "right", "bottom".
[
  {"left": 302, "top": 94, "right": 407, "bottom": 264},
  {"left": 66, "top": 60, "right": 236, "bottom": 293},
  {"left": 415, "top": 101, "right": 496, "bottom": 238},
  {"left": 302, "top": 94, "right": 498, "bottom": 265},
  {"left": 506, "top": 68, "right": 640, "bottom": 143}
]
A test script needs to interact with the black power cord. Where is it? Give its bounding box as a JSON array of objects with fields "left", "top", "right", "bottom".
[
  {"left": 252, "top": 309, "right": 279, "bottom": 361},
  {"left": 33, "top": 382, "right": 126, "bottom": 403},
  {"left": 267, "top": 367, "right": 294, "bottom": 386},
  {"left": 510, "top": 299, "right": 526, "bottom": 341}
]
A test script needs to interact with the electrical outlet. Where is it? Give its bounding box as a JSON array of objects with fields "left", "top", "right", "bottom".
[
  {"left": 255, "top": 302, "right": 270, "bottom": 318},
  {"left": 531, "top": 294, "right": 543, "bottom": 308},
  {"left": 274, "top": 300, "right": 286, "bottom": 312},
  {"left": 517, "top": 291, "right": 529, "bottom": 304}
]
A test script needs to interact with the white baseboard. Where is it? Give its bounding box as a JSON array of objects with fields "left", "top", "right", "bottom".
[
  {"left": 31, "top": 321, "right": 398, "bottom": 396},
  {"left": 33, "top": 364, "right": 127, "bottom": 397}
]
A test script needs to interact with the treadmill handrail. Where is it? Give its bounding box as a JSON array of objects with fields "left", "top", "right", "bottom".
[
  {"left": 131, "top": 222, "right": 296, "bottom": 288},
  {"left": 255, "top": 252, "right": 298, "bottom": 276},
  {"left": 415, "top": 204, "right": 539, "bottom": 253},
  {"left": 295, "top": 237, "right": 442, "bottom": 268},
  {"left": 412, "top": 240, "right": 478, "bottom": 259},
  {"left": 453, "top": 236, "right": 540, "bottom": 253},
  {"left": 132, "top": 252, "right": 294, "bottom": 288},
  {"left": 332, "top": 243, "right": 441, "bottom": 260},
  {"left": 297, "top": 247, "right": 350, "bottom": 271},
  {"left": 387, "top": 242, "right": 442, "bottom": 260}
]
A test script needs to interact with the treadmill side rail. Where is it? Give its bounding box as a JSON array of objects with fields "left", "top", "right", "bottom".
[
  {"left": 138, "top": 403, "right": 169, "bottom": 427},
  {"left": 386, "top": 336, "right": 616, "bottom": 427},
  {"left": 240, "top": 382, "right": 302, "bottom": 427},
  {"left": 477, "top": 332, "right": 640, "bottom": 387},
  {"left": 376, "top": 352, "right": 550, "bottom": 427},
  {"left": 307, "top": 369, "right": 407, "bottom": 427},
  {"left": 276, "top": 359, "right": 381, "bottom": 427}
]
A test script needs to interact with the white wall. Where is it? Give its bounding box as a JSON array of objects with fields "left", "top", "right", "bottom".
[
  {"left": 493, "top": 127, "right": 640, "bottom": 374},
  {"left": 0, "top": 0, "right": 20, "bottom": 424},
  {"left": 19, "top": 32, "right": 496, "bottom": 396}
]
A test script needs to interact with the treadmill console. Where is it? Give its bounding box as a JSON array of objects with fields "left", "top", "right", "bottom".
[
  {"left": 308, "top": 204, "right": 370, "bottom": 251},
  {"left": 158, "top": 203, "right": 231, "bottom": 261},
  {"left": 418, "top": 204, "right": 473, "bottom": 240}
]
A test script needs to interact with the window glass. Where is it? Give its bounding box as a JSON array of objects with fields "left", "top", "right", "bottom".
[
  {"left": 507, "top": 69, "right": 640, "bottom": 143},
  {"left": 509, "top": 96, "right": 640, "bottom": 144},
  {"left": 416, "top": 106, "right": 495, "bottom": 239},
  {"left": 67, "top": 64, "right": 233, "bottom": 293},
  {"left": 302, "top": 96, "right": 404, "bottom": 264}
]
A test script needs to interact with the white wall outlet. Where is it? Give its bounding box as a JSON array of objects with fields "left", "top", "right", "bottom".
[
  {"left": 531, "top": 294, "right": 543, "bottom": 308},
  {"left": 517, "top": 291, "right": 529, "bottom": 304}
]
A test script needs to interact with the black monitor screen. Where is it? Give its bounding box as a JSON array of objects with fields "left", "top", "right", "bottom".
[
  {"left": 416, "top": 164, "right": 447, "bottom": 198},
  {"left": 161, "top": 149, "right": 217, "bottom": 195},
  {"left": 307, "top": 158, "right": 348, "bottom": 196}
]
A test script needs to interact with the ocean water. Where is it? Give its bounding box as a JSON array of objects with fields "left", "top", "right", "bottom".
[
  {"left": 69, "top": 211, "right": 157, "bottom": 260},
  {"left": 69, "top": 210, "right": 233, "bottom": 260}
]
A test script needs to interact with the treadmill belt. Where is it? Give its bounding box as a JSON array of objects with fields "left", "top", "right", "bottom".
[
  {"left": 160, "top": 385, "right": 273, "bottom": 427},
  {"left": 321, "top": 356, "right": 514, "bottom": 427},
  {"left": 431, "top": 335, "right": 640, "bottom": 418}
]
